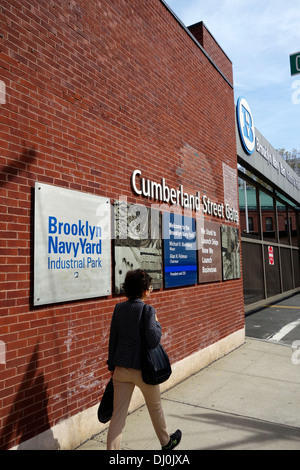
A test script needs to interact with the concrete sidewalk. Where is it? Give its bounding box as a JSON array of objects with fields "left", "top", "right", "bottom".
[{"left": 76, "top": 338, "right": 300, "bottom": 451}]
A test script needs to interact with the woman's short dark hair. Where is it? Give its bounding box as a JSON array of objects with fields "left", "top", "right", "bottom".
[{"left": 123, "top": 269, "right": 152, "bottom": 299}]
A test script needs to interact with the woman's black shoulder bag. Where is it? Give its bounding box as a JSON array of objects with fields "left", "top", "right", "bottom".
[
  {"left": 140, "top": 304, "right": 172, "bottom": 385},
  {"left": 97, "top": 377, "right": 114, "bottom": 423}
]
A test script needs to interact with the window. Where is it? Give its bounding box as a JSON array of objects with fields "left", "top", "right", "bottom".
[
  {"left": 260, "top": 191, "right": 276, "bottom": 242},
  {"left": 278, "top": 202, "right": 289, "bottom": 245},
  {"left": 239, "top": 180, "right": 260, "bottom": 239},
  {"left": 265, "top": 217, "right": 273, "bottom": 231},
  {"left": 241, "top": 242, "right": 264, "bottom": 304},
  {"left": 238, "top": 170, "right": 300, "bottom": 308}
]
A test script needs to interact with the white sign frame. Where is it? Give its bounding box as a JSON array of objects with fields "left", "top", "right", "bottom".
[{"left": 34, "top": 183, "right": 111, "bottom": 305}]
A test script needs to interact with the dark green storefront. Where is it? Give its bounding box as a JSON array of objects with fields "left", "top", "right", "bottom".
[{"left": 236, "top": 98, "right": 300, "bottom": 311}]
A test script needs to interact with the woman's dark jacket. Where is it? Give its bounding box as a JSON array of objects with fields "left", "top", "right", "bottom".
[{"left": 107, "top": 299, "right": 162, "bottom": 372}]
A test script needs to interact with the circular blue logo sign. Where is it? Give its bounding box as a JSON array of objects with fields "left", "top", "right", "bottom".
[{"left": 236, "top": 97, "right": 255, "bottom": 155}]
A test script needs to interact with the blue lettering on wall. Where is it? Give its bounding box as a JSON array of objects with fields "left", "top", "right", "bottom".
[
  {"left": 47, "top": 216, "right": 103, "bottom": 269},
  {"left": 48, "top": 216, "right": 101, "bottom": 240}
]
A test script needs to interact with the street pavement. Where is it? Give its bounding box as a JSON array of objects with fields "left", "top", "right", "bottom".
[
  {"left": 246, "top": 294, "right": 300, "bottom": 346},
  {"left": 76, "top": 295, "right": 300, "bottom": 451}
]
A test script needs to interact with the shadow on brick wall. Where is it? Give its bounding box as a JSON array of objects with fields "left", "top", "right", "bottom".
[
  {"left": 0, "top": 146, "right": 37, "bottom": 187},
  {"left": 0, "top": 342, "right": 59, "bottom": 450}
]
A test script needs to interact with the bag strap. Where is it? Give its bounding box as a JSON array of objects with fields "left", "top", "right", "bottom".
[{"left": 140, "top": 303, "right": 147, "bottom": 340}]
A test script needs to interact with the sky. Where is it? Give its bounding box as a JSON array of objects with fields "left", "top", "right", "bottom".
[{"left": 165, "top": 0, "right": 300, "bottom": 154}]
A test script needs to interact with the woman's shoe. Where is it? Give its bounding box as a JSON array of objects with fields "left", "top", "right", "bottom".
[{"left": 161, "top": 430, "right": 182, "bottom": 451}]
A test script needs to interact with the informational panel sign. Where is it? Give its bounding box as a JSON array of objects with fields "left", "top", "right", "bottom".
[
  {"left": 34, "top": 183, "right": 111, "bottom": 305},
  {"left": 114, "top": 201, "right": 163, "bottom": 293},
  {"left": 198, "top": 220, "right": 222, "bottom": 283},
  {"left": 221, "top": 226, "right": 241, "bottom": 280},
  {"left": 163, "top": 212, "right": 197, "bottom": 288}
]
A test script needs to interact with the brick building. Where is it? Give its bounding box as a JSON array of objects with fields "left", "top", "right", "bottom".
[{"left": 0, "top": 0, "right": 244, "bottom": 449}]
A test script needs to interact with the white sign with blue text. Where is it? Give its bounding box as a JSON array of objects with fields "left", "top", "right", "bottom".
[{"left": 34, "top": 183, "right": 111, "bottom": 305}]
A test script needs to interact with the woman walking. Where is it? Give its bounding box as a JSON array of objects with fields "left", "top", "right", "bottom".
[{"left": 106, "top": 269, "right": 182, "bottom": 451}]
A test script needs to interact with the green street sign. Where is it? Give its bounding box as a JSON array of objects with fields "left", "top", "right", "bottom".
[{"left": 290, "top": 51, "right": 300, "bottom": 76}]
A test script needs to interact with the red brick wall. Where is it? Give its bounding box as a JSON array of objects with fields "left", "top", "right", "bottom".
[
  {"left": 188, "top": 21, "right": 233, "bottom": 85},
  {"left": 0, "top": 0, "right": 244, "bottom": 449}
]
